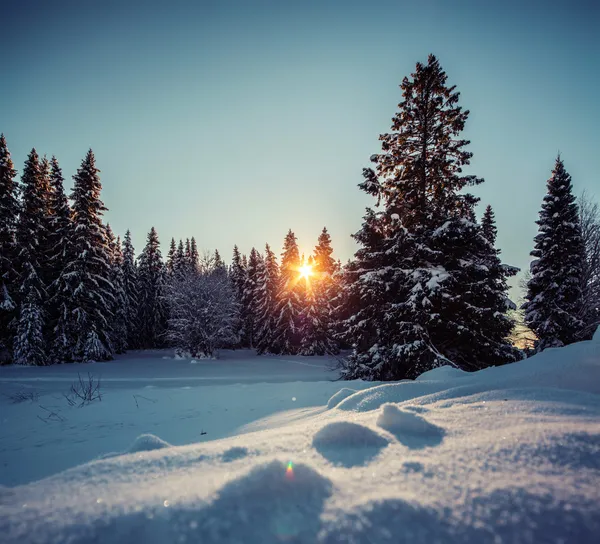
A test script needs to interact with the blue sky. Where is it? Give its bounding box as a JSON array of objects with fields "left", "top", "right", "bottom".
[{"left": 3, "top": 0, "right": 599, "bottom": 299}]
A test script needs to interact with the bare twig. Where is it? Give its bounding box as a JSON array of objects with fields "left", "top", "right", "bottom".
[
  {"left": 64, "top": 373, "right": 102, "bottom": 407},
  {"left": 132, "top": 394, "right": 157, "bottom": 409},
  {"left": 38, "top": 405, "right": 65, "bottom": 422}
]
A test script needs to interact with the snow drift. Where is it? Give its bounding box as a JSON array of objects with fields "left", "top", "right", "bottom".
[{"left": 1, "top": 331, "right": 599, "bottom": 543}]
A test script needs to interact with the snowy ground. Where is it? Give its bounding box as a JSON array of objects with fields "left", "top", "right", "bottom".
[
  {"left": 1, "top": 337, "right": 600, "bottom": 543},
  {"left": 0, "top": 350, "right": 351, "bottom": 486}
]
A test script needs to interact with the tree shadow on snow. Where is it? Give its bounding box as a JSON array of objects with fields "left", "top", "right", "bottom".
[
  {"left": 312, "top": 421, "right": 389, "bottom": 468},
  {"left": 86, "top": 460, "right": 333, "bottom": 544}
]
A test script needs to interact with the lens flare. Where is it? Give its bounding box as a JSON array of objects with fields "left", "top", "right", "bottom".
[{"left": 286, "top": 461, "right": 294, "bottom": 480}]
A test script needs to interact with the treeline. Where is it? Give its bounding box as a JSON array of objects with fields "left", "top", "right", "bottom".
[
  {"left": 161, "top": 229, "right": 341, "bottom": 358},
  {"left": 0, "top": 142, "right": 341, "bottom": 362},
  {"left": 0, "top": 147, "right": 133, "bottom": 364},
  {"left": 1, "top": 54, "right": 598, "bottom": 377}
]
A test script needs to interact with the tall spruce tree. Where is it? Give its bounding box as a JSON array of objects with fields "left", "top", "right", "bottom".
[
  {"left": 342, "top": 55, "right": 516, "bottom": 380},
  {"left": 46, "top": 157, "right": 72, "bottom": 286},
  {"left": 242, "top": 248, "right": 261, "bottom": 347},
  {"left": 37, "top": 156, "right": 55, "bottom": 287},
  {"left": 299, "top": 229, "right": 339, "bottom": 355},
  {"left": 105, "top": 227, "right": 128, "bottom": 354},
  {"left": 213, "top": 249, "right": 227, "bottom": 277},
  {"left": 271, "top": 230, "right": 303, "bottom": 354},
  {"left": 314, "top": 227, "right": 336, "bottom": 277},
  {"left": 299, "top": 281, "right": 338, "bottom": 355},
  {"left": 46, "top": 157, "right": 74, "bottom": 362},
  {"left": 166, "top": 238, "right": 177, "bottom": 275},
  {"left": 171, "top": 239, "right": 185, "bottom": 276},
  {"left": 184, "top": 238, "right": 192, "bottom": 273},
  {"left": 16, "top": 150, "right": 49, "bottom": 300},
  {"left": 137, "top": 227, "right": 167, "bottom": 348},
  {"left": 13, "top": 150, "right": 52, "bottom": 365},
  {"left": 190, "top": 237, "right": 200, "bottom": 274},
  {"left": 13, "top": 289, "right": 47, "bottom": 366},
  {"left": 481, "top": 205, "right": 497, "bottom": 245},
  {"left": 122, "top": 230, "right": 140, "bottom": 349},
  {"left": 255, "top": 243, "right": 280, "bottom": 354},
  {"left": 523, "top": 157, "right": 585, "bottom": 350},
  {"left": 53, "top": 149, "right": 114, "bottom": 362},
  {"left": 230, "top": 245, "right": 247, "bottom": 345},
  {"left": 0, "top": 134, "right": 20, "bottom": 361},
  {"left": 339, "top": 208, "right": 390, "bottom": 362}
]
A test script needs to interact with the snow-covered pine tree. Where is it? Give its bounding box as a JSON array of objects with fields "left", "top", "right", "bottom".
[
  {"left": 46, "top": 157, "right": 74, "bottom": 362},
  {"left": 184, "top": 238, "right": 192, "bottom": 274},
  {"left": 481, "top": 205, "right": 497, "bottom": 246},
  {"left": 339, "top": 206, "right": 394, "bottom": 377},
  {"left": 255, "top": 243, "right": 279, "bottom": 354},
  {"left": 105, "top": 226, "right": 128, "bottom": 354},
  {"left": 53, "top": 150, "right": 114, "bottom": 362},
  {"left": 343, "top": 55, "right": 515, "bottom": 380},
  {"left": 523, "top": 156, "right": 585, "bottom": 350},
  {"left": 174, "top": 239, "right": 185, "bottom": 276},
  {"left": 122, "top": 230, "right": 140, "bottom": 349},
  {"left": 166, "top": 238, "right": 177, "bottom": 275},
  {"left": 36, "top": 156, "right": 55, "bottom": 287},
  {"left": 229, "top": 245, "right": 247, "bottom": 346},
  {"left": 46, "top": 157, "right": 72, "bottom": 285},
  {"left": 241, "top": 248, "right": 261, "bottom": 347},
  {"left": 137, "top": 226, "right": 168, "bottom": 348},
  {"left": 190, "top": 237, "right": 200, "bottom": 274},
  {"left": 427, "top": 211, "right": 521, "bottom": 369},
  {"left": 13, "top": 150, "right": 52, "bottom": 365},
  {"left": 299, "top": 281, "right": 338, "bottom": 355},
  {"left": 271, "top": 230, "right": 303, "bottom": 354},
  {"left": 13, "top": 288, "right": 46, "bottom": 366},
  {"left": 313, "top": 227, "right": 336, "bottom": 276},
  {"left": 299, "top": 230, "right": 339, "bottom": 355},
  {"left": 212, "top": 249, "right": 227, "bottom": 277},
  {"left": 16, "top": 150, "right": 49, "bottom": 300},
  {"left": 0, "top": 134, "right": 20, "bottom": 362}
]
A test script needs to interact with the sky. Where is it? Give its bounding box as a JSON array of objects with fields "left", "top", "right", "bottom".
[{"left": 3, "top": 0, "right": 599, "bottom": 299}]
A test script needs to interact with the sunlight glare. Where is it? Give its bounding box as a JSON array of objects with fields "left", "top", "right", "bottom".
[{"left": 298, "top": 263, "right": 313, "bottom": 280}]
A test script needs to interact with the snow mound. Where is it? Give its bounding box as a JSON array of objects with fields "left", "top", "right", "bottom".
[
  {"left": 416, "top": 365, "right": 467, "bottom": 381},
  {"left": 335, "top": 381, "right": 443, "bottom": 412},
  {"left": 313, "top": 421, "right": 389, "bottom": 467},
  {"left": 326, "top": 387, "right": 357, "bottom": 409},
  {"left": 127, "top": 434, "right": 172, "bottom": 454},
  {"left": 100, "top": 434, "right": 172, "bottom": 459},
  {"left": 377, "top": 404, "right": 445, "bottom": 448},
  {"left": 337, "top": 334, "right": 600, "bottom": 413}
]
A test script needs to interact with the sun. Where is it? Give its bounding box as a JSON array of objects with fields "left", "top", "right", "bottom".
[{"left": 298, "top": 263, "right": 314, "bottom": 280}]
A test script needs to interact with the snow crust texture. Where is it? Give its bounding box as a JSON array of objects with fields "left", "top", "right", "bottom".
[{"left": 1, "top": 336, "right": 600, "bottom": 543}]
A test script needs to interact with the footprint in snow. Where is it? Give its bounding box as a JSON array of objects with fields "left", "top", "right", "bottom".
[{"left": 377, "top": 404, "right": 444, "bottom": 449}]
